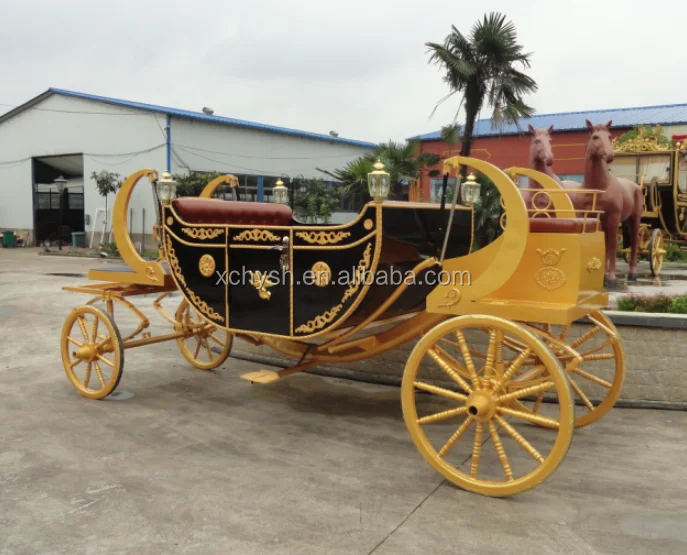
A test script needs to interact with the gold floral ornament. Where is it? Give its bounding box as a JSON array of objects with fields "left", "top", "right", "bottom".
[
  {"left": 586, "top": 257, "right": 602, "bottom": 273},
  {"left": 311, "top": 261, "right": 332, "bottom": 287},
  {"left": 363, "top": 219, "right": 374, "bottom": 230},
  {"left": 234, "top": 229, "right": 281, "bottom": 242},
  {"left": 182, "top": 227, "right": 224, "bottom": 240},
  {"left": 198, "top": 254, "right": 216, "bottom": 277},
  {"left": 296, "top": 231, "right": 351, "bottom": 245},
  {"left": 535, "top": 248, "right": 567, "bottom": 290},
  {"left": 612, "top": 125, "right": 672, "bottom": 153},
  {"left": 250, "top": 271, "right": 276, "bottom": 300}
]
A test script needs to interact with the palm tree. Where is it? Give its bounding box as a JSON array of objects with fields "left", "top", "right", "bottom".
[{"left": 426, "top": 12, "right": 537, "bottom": 162}]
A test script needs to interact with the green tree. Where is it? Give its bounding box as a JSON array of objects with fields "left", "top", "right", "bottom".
[
  {"left": 172, "top": 171, "right": 224, "bottom": 197},
  {"left": 90, "top": 170, "right": 123, "bottom": 234},
  {"left": 426, "top": 13, "right": 537, "bottom": 169},
  {"left": 294, "top": 179, "right": 341, "bottom": 223}
]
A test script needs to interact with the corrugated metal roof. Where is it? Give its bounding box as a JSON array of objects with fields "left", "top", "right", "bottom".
[
  {"left": 7, "top": 88, "right": 376, "bottom": 148},
  {"left": 411, "top": 103, "right": 687, "bottom": 141}
]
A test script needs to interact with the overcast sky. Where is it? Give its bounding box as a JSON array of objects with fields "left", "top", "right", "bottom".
[{"left": 1, "top": 0, "right": 686, "bottom": 144}]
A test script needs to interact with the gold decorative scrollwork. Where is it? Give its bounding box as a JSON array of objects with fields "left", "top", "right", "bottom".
[
  {"left": 295, "top": 243, "right": 373, "bottom": 334},
  {"left": 199, "top": 254, "right": 216, "bottom": 277},
  {"left": 439, "top": 288, "right": 461, "bottom": 308},
  {"left": 182, "top": 227, "right": 224, "bottom": 240},
  {"left": 295, "top": 231, "right": 351, "bottom": 245},
  {"left": 234, "top": 229, "right": 282, "bottom": 242},
  {"left": 311, "top": 261, "right": 332, "bottom": 287},
  {"left": 535, "top": 248, "right": 566, "bottom": 290},
  {"left": 586, "top": 257, "right": 602, "bottom": 272},
  {"left": 612, "top": 125, "right": 671, "bottom": 153},
  {"left": 250, "top": 271, "right": 275, "bottom": 300},
  {"left": 165, "top": 234, "right": 186, "bottom": 288},
  {"left": 187, "top": 290, "right": 224, "bottom": 322}
]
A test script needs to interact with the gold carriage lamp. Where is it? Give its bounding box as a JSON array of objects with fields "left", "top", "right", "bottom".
[
  {"left": 368, "top": 159, "right": 390, "bottom": 202},
  {"left": 155, "top": 172, "right": 178, "bottom": 205},
  {"left": 461, "top": 173, "right": 481, "bottom": 206},
  {"left": 273, "top": 178, "right": 289, "bottom": 204}
]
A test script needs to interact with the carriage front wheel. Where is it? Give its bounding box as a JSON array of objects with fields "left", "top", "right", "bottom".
[
  {"left": 60, "top": 305, "right": 124, "bottom": 399},
  {"left": 649, "top": 228, "right": 665, "bottom": 276},
  {"left": 401, "top": 315, "right": 574, "bottom": 497},
  {"left": 175, "top": 300, "right": 233, "bottom": 370}
]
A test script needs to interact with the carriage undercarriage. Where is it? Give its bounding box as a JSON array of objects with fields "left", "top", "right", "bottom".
[{"left": 60, "top": 157, "right": 626, "bottom": 497}]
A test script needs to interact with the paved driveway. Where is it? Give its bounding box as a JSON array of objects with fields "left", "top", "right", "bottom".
[{"left": 1, "top": 249, "right": 686, "bottom": 554}]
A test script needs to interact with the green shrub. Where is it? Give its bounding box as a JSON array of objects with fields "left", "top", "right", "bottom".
[
  {"left": 615, "top": 293, "right": 687, "bottom": 314},
  {"left": 99, "top": 241, "right": 120, "bottom": 257},
  {"left": 665, "top": 244, "right": 686, "bottom": 262}
]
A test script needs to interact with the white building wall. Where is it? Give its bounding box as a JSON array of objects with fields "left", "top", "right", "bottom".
[{"left": 0, "top": 93, "right": 373, "bottom": 245}]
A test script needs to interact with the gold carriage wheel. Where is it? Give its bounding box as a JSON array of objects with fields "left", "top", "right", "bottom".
[
  {"left": 175, "top": 299, "right": 233, "bottom": 370},
  {"left": 61, "top": 305, "right": 124, "bottom": 400},
  {"left": 649, "top": 228, "right": 665, "bottom": 276},
  {"left": 401, "top": 315, "right": 574, "bottom": 497},
  {"left": 511, "top": 311, "right": 625, "bottom": 428}
]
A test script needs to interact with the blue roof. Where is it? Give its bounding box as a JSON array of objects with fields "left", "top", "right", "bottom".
[
  {"left": 411, "top": 102, "right": 687, "bottom": 141},
  {"left": 43, "top": 88, "right": 376, "bottom": 148}
]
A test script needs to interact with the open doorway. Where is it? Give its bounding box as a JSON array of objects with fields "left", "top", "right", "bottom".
[{"left": 32, "top": 154, "right": 84, "bottom": 246}]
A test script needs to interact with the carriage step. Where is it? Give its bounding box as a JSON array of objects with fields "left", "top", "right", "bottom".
[
  {"left": 240, "top": 361, "right": 317, "bottom": 384},
  {"left": 240, "top": 370, "right": 281, "bottom": 384}
]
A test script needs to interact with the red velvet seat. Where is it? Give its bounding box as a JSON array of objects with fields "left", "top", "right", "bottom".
[
  {"left": 172, "top": 198, "right": 293, "bottom": 226},
  {"left": 529, "top": 218, "right": 599, "bottom": 234}
]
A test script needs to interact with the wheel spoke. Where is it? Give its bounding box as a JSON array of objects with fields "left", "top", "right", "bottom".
[
  {"left": 427, "top": 348, "right": 473, "bottom": 394},
  {"left": 417, "top": 406, "right": 468, "bottom": 425},
  {"left": 559, "top": 325, "right": 570, "bottom": 343},
  {"left": 455, "top": 330, "right": 481, "bottom": 387},
  {"left": 570, "top": 326, "right": 601, "bottom": 349},
  {"left": 96, "top": 354, "right": 114, "bottom": 368},
  {"left": 494, "top": 347, "right": 532, "bottom": 391},
  {"left": 499, "top": 406, "right": 560, "bottom": 429},
  {"left": 193, "top": 337, "right": 202, "bottom": 359},
  {"left": 434, "top": 345, "right": 472, "bottom": 378},
  {"left": 414, "top": 381, "right": 467, "bottom": 402},
  {"left": 93, "top": 361, "right": 106, "bottom": 388},
  {"left": 580, "top": 352, "right": 615, "bottom": 362},
  {"left": 203, "top": 338, "right": 214, "bottom": 361},
  {"left": 569, "top": 366, "right": 612, "bottom": 388},
  {"left": 497, "top": 380, "right": 556, "bottom": 404},
  {"left": 91, "top": 317, "right": 99, "bottom": 343},
  {"left": 208, "top": 334, "right": 225, "bottom": 348},
  {"left": 67, "top": 336, "right": 84, "bottom": 348},
  {"left": 470, "top": 423, "right": 484, "bottom": 477},
  {"left": 532, "top": 392, "right": 545, "bottom": 413},
  {"left": 83, "top": 362, "right": 92, "bottom": 388},
  {"left": 77, "top": 315, "right": 90, "bottom": 341},
  {"left": 488, "top": 422, "right": 514, "bottom": 481},
  {"left": 69, "top": 358, "right": 83, "bottom": 369},
  {"left": 438, "top": 417, "right": 473, "bottom": 458},
  {"left": 495, "top": 415, "right": 544, "bottom": 463},
  {"left": 484, "top": 330, "right": 496, "bottom": 380},
  {"left": 569, "top": 377, "right": 595, "bottom": 411}
]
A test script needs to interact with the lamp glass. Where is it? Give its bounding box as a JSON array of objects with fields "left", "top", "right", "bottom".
[
  {"left": 367, "top": 160, "right": 390, "bottom": 201},
  {"left": 156, "top": 172, "right": 177, "bottom": 205},
  {"left": 273, "top": 179, "right": 289, "bottom": 204},
  {"left": 460, "top": 174, "right": 481, "bottom": 206},
  {"left": 54, "top": 176, "right": 68, "bottom": 193}
]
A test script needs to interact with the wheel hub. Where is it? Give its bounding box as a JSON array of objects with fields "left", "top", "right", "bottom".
[
  {"left": 466, "top": 390, "right": 496, "bottom": 421},
  {"left": 74, "top": 343, "right": 97, "bottom": 361}
]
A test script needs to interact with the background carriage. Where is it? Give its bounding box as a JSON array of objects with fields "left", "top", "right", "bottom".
[
  {"left": 60, "top": 156, "right": 625, "bottom": 497},
  {"left": 610, "top": 133, "right": 687, "bottom": 275}
]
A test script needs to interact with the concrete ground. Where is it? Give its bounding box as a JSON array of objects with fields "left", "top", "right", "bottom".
[{"left": 1, "top": 248, "right": 687, "bottom": 555}]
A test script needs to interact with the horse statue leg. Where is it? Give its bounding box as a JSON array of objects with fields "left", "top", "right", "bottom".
[
  {"left": 625, "top": 187, "right": 644, "bottom": 281},
  {"left": 603, "top": 211, "right": 621, "bottom": 286}
]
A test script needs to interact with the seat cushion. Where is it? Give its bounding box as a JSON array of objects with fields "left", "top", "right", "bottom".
[
  {"left": 172, "top": 198, "right": 293, "bottom": 226},
  {"left": 529, "top": 218, "right": 599, "bottom": 234}
]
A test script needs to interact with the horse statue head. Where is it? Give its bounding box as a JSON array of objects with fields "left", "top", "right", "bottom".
[
  {"left": 528, "top": 124, "right": 554, "bottom": 167},
  {"left": 585, "top": 120, "right": 614, "bottom": 163}
]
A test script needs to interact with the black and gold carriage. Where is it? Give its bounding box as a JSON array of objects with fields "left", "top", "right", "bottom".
[
  {"left": 610, "top": 133, "right": 687, "bottom": 275},
  {"left": 61, "top": 157, "right": 625, "bottom": 497}
]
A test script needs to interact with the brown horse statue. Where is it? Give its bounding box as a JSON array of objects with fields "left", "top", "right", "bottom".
[
  {"left": 523, "top": 125, "right": 578, "bottom": 209},
  {"left": 577, "top": 120, "right": 643, "bottom": 283}
]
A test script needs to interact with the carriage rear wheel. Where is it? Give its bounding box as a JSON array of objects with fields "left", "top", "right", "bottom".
[
  {"left": 512, "top": 311, "right": 625, "bottom": 428},
  {"left": 649, "top": 228, "right": 665, "bottom": 276},
  {"left": 175, "top": 300, "right": 233, "bottom": 370},
  {"left": 401, "top": 315, "right": 574, "bottom": 497},
  {"left": 60, "top": 305, "right": 124, "bottom": 399}
]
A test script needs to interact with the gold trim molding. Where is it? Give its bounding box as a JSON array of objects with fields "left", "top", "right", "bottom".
[
  {"left": 182, "top": 227, "right": 224, "bottom": 240},
  {"left": 296, "top": 231, "right": 352, "bottom": 245},
  {"left": 234, "top": 229, "right": 282, "bottom": 242}
]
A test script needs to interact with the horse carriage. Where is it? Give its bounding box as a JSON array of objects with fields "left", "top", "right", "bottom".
[
  {"left": 610, "top": 133, "right": 687, "bottom": 276},
  {"left": 60, "top": 155, "right": 625, "bottom": 497}
]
